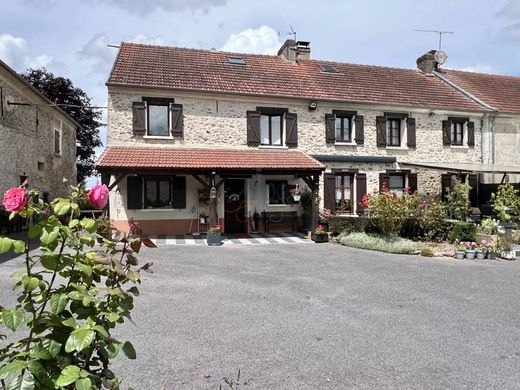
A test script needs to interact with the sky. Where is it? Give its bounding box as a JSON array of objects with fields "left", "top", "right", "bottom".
[{"left": 1, "top": 0, "right": 519, "bottom": 174}]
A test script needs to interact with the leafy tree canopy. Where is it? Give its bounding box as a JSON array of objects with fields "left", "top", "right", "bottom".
[{"left": 21, "top": 68, "right": 102, "bottom": 183}]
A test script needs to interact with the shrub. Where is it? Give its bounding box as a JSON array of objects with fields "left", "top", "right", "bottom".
[
  {"left": 446, "top": 177, "right": 470, "bottom": 220},
  {"left": 478, "top": 218, "right": 499, "bottom": 235},
  {"left": 420, "top": 247, "right": 434, "bottom": 257},
  {"left": 417, "top": 197, "right": 449, "bottom": 241},
  {"left": 491, "top": 183, "right": 520, "bottom": 222},
  {"left": 448, "top": 220, "right": 477, "bottom": 242},
  {"left": 0, "top": 183, "right": 155, "bottom": 389},
  {"left": 339, "top": 232, "right": 417, "bottom": 254},
  {"left": 328, "top": 216, "right": 369, "bottom": 235}
]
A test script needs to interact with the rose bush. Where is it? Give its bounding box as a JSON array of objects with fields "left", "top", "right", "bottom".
[{"left": 0, "top": 183, "right": 154, "bottom": 389}]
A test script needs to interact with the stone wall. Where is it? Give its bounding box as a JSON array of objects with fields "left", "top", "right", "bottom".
[{"left": 0, "top": 68, "right": 76, "bottom": 199}]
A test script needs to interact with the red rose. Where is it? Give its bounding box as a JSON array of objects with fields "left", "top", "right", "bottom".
[
  {"left": 2, "top": 187, "right": 28, "bottom": 212},
  {"left": 87, "top": 183, "right": 109, "bottom": 209}
]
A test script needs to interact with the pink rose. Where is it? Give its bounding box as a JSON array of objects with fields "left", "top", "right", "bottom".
[
  {"left": 87, "top": 183, "right": 109, "bottom": 209},
  {"left": 2, "top": 187, "right": 28, "bottom": 212}
]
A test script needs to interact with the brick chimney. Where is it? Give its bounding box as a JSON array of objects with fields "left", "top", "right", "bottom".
[
  {"left": 416, "top": 50, "right": 440, "bottom": 75},
  {"left": 278, "top": 40, "right": 311, "bottom": 63}
]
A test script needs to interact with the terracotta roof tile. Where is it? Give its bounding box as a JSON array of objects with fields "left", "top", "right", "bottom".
[
  {"left": 96, "top": 147, "right": 324, "bottom": 171},
  {"left": 440, "top": 69, "right": 520, "bottom": 114},
  {"left": 107, "top": 42, "right": 485, "bottom": 112}
]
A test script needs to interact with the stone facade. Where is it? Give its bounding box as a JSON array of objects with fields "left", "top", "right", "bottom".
[{"left": 0, "top": 65, "right": 76, "bottom": 200}]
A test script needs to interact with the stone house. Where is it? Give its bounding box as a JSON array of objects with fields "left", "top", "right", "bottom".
[
  {"left": 0, "top": 59, "right": 77, "bottom": 201},
  {"left": 97, "top": 41, "right": 498, "bottom": 235}
]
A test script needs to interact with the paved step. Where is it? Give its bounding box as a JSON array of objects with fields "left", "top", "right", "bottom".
[{"left": 149, "top": 232, "right": 312, "bottom": 246}]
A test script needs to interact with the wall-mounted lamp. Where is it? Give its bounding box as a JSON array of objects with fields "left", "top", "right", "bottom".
[{"left": 308, "top": 101, "right": 318, "bottom": 111}]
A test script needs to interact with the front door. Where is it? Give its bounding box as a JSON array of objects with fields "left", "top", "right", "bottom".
[{"left": 224, "top": 179, "right": 246, "bottom": 233}]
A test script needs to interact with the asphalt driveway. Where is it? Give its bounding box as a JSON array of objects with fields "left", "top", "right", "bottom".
[{"left": 1, "top": 243, "right": 520, "bottom": 389}]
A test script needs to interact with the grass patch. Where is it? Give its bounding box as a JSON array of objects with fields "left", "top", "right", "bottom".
[
  {"left": 338, "top": 232, "right": 417, "bottom": 254},
  {"left": 420, "top": 247, "right": 434, "bottom": 257}
]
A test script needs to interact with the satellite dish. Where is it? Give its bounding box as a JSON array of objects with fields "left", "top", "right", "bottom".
[{"left": 434, "top": 50, "right": 448, "bottom": 65}]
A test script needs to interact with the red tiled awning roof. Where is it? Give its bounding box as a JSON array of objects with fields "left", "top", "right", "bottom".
[
  {"left": 440, "top": 69, "right": 520, "bottom": 114},
  {"left": 107, "top": 42, "right": 485, "bottom": 112},
  {"left": 96, "top": 147, "right": 325, "bottom": 172}
]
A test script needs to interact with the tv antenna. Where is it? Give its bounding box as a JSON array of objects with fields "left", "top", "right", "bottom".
[
  {"left": 413, "top": 30, "right": 454, "bottom": 51},
  {"left": 278, "top": 25, "right": 296, "bottom": 41}
]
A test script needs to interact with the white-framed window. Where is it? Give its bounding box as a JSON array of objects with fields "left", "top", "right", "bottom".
[
  {"left": 260, "top": 113, "right": 284, "bottom": 146},
  {"left": 54, "top": 121, "right": 62, "bottom": 155},
  {"left": 451, "top": 121, "right": 465, "bottom": 146},
  {"left": 386, "top": 118, "right": 402, "bottom": 147},
  {"left": 335, "top": 115, "right": 353, "bottom": 143}
]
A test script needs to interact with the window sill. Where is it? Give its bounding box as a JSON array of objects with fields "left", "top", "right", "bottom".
[
  {"left": 143, "top": 135, "right": 174, "bottom": 140},
  {"left": 450, "top": 145, "right": 470, "bottom": 150},
  {"left": 267, "top": 204, "right": 290, "bottom": 207},
  {"left": 135, "top": 208, "right": 176, "bottom": 211},
  {"left": 385, "top": 146, "right": 409, "bottom": 150},
  {"left": 334, "top": 142, "right": 357, "bottom": 146},
  {"left": 259, "top": 145, "right": 288, "bottom": 149}
]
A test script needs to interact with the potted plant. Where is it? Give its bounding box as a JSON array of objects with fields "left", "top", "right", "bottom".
[
  {"left": 319, "top": 208, "right": 332, "bottom": 231},
  {"left": 290, "top": 187, "right": 304, "bottom": 202},
  {"left": 454, "top": 240, "right": 465, "bottom": 260},
  {"left": 498, "top": 234, "right": 515, "bottom": 260},
  {"left": 207, "top": 224, "right": 223, "bottom": 246},
  {"left": 463, "top": 241, "right": 477, "bottom": 260},
  {"left": 475, "top": 244, "right": 486, "bottom": 260},
  {"left": 199, "top": 213, "right": 208, "bottom": 224},
  {"left": 311, "top": 224, "right": 329, "bottom": 243}
]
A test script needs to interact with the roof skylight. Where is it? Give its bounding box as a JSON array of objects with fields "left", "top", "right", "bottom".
[
  {"left": 227, "top": 56, "right": 246, "bottom": 65},
  {"left": 320, "top": 64, "right": 339, "bottom": 73}
]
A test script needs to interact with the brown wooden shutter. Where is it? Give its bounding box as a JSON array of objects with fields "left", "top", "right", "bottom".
[
  {"left": 247, "top": 111, "right": 261, "bottom": 146},
  {"left": 285, "top": 113, "right": 298, "bottom": 147},
  {"left": 467, "top": 121, "right": 475, "bottom": 147},
  {"left": 406, "top": 117, "right": 416, "bottom": 148},
  {"left": 127, "top": 176, "right": 143, "bottom": 209},
  {"left": 468, "top": 174, "right": 479, "bottom": 207},
  {"left": 325, "top": 113, "right": 336, "bottom": 143},
  {"left": 376, "top": 116, "right": 387, "bottom": 147},
  {"left": 323, "top": 173, "right": 336, "bottom": 211},
  {"left": 132, "top": 102, "right": 146, "bottom": 135},
  {"left": 356, "top": 173, "right": 367, "bottom": 215},
  {"left": 172, "top": 176, "right": 186, "bottom": 209},
  {"left": 441, "top": 174, "right": 452, "bottom": 200},
  {"left": 354, "top": 115, "right": 364, "bottom": 145},
  {"left": 442, "top": 120, "right": 451, "bottom": 145},
  {"left": 408, "top": 173, "right": 418, "bottom": 194},
  {"left": 379, "top": 173, "right": 390, "bottom": 191},
  {"left": 170, "top": 104, "right": 183, "bottom": 137}
]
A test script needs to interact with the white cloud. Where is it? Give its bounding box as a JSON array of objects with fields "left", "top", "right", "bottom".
[
  {"left": 85, "top": 0, "right": 226, "bottom": 15},
  {"left": 220, "top": 25, "right": 282, "bottom": 55},
  {"left": 127, "top": 34, "right": 166, "bottom": 45},
  {"left": 0, "top": 33, "right": 54, "bottom": 71},
  {"left": 457, "top": 64, "right": 495, "bottom": 74}
]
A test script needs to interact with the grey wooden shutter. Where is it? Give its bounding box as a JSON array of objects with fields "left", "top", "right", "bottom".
[
  {"left": 127, "top": 176, "right": 143, "bottom": 209},
  {"left": 132, "top": 102, "right": 146, "bottom": 135},
  {"left": 408, "top": 173, "right": 418, "bottom": 194},
  {"left": 172, "top": 176, "right": 186, "bottom": 209},
  {"left": 170, "top": 104, "right": 183, "bottom": 137},
  {"left": 247, "top": 111, "right": 261, "bottom": 146},
  {"left": 325, "top": 113, "right": 336, "bottom": 143},
  {"left": 323, "top": 173, "right": 336, "bottom": 211},
  {"left": 379, "top": 173, "right": 390, "bottom": 191},
  {"left": 376, "top": 116, "right": 387, "bottom": 147},
  {"left": 354, "top": 115, "right": 364, "bottom": 145},
  {"left": 467, "top": 121, "right": 475, "bottom": 147},
  {"left": 406, "top": 117, "right": 416, "bottom": 148},
  {"left": 285, "top": 113, "right": 298, "bottom": 147},
  {"left": 356, "top": 173, "right": 367, "bottom": 215},
  {"left": 442, "top": 120, "right": 451, "bottom": 145}
]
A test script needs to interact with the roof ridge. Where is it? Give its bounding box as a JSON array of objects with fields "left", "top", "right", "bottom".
[{"left": 442, "top": 68, "right": 520, "bottom": 79}]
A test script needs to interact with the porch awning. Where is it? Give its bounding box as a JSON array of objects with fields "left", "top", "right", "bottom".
[
  {"left": 399, "top": 161, "right": 520, "bottom": 174},
  {"left": 96, "top": 147, "right": 325, "bottom": 174}
]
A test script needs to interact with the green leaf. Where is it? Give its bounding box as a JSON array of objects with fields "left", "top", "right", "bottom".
[
  {"left": 6, "top": 374, "right": 35, "bottom": 390},
  {"left": 65, "top": 328, "right": 95, "bottom": 353},
  {"left": 107, "top": 312, "right": 120, "bottom": 323},
  {"left": 40, "top": 226, "right": 59, "bottom": 247},
  {"left": 53, "top": 200, "right": 71, "bottom": 216},
  {"left": 128, "top": 286, "right": 140, "bottom": 296},
  {"left": 27, "top": 360, "right": 52, "bottom": 388},
  {"left": 50, "top": 294, "right": 68, "bottom": 314},
  {"left": 21, "top": 276, "right": 39, "bottom": 292},
  {"left": 127, "top": 270, "right": 140, "bottom": 282},
  {"left": 75, "top": 377, "right": 92, "bottom": 390},
  {"left": 28, "top": 224, "right": 42, "bottom": 240},
  {"left": 80, "top": 218, "right": 96, "bottom": 233},
  {"left": 62, "top": 318, "right": 77, "bottom": 329},
  {"left": 106, "top": 343, "right": 121, "bottom": 359},
  {"left": 55, "top": 365, "right": 80, "bottom": 387},
  {"left": 2, "top": 309, "right": 25, "bottom": 332},
  {"left": 0, "top": 237, "right": 13, "bottom": 254},
  {"left": 82, "top": 295, "right": 93, "bottom": 307},
  {"left": 122, "top": 341, "right": 136, "bottom": 359},
  {"left": 67, "top": 291, "right": 84, "bottom": 301},
  {"left": 43, "top": 339, "right": 62, "bottom": 358},
  {"left": 40, "top": 255, "right": 59, "bottom": 270},
  {"left": 68, "top": 219, "right": 80, "bottom": 229},
  {"left": 0, "top": 360, "right": 26, "bottom": 380},
  {"left": 12, "top": 240, "right": 26, "bottom": 254},
  {"left": 93, "top": 325, "right": 109, "bottom": 338},
  {"left": 77, "top": 263, "right": 92, "bottom": 277}
]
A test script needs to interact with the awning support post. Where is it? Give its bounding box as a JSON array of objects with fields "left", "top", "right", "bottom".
[
  {"left": 208, "top": 173, "right": 218, "bottom": 228},
  {"left": 108, "top": 174, "right": 127, "bottom": 191}
]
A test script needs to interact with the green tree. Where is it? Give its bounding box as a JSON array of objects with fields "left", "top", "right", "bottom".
[
  {"left": 21, "top": 68, "right": 102, "bottom": 183},
  {"left": 446, "top": 177, "right": 470, "bottom": 220},
  {"left": 491, "top": 182, "right": 520, "bottom": 222}
]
